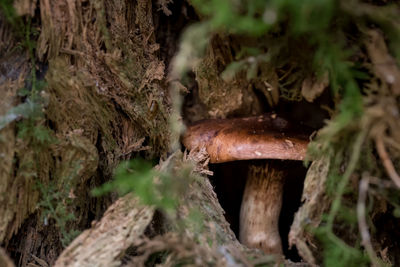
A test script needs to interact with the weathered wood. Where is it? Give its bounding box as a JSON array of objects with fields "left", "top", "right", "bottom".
[
  {"left": 0, "top": 247, "right": 14, "bottom": 267},
  {"left": 54, "top": 195, "right": 154, "bottom": 267}
]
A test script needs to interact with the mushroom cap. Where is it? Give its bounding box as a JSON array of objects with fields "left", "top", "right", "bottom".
[{"left": 182, "top": 114, "right": 310, "bottom": 163}]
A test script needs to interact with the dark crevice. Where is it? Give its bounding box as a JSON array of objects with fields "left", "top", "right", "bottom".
[
  {"left": 279, "top": 161, "right": 307, "bottom": 261},
  {"left": 209, "top": 161, "right": 248, "bottom": 236},
  {"left": 153, "top": 0, "right": 199, "bottom": 67},
  {"left": 6, "top": 213, "right": 63, "bottom": 267}
]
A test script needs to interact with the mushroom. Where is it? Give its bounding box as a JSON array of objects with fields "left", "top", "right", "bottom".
[{"left": 182, "top": 114, "right": 309, "bottom": 255}]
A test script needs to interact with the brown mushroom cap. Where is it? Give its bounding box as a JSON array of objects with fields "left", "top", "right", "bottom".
[{"left": 182, "top": 114, "right": 310, "bottom": 163}]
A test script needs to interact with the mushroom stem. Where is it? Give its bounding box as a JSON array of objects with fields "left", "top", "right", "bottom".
[{"left": 239, "top": 161, "right": 285, "bottom": 255}]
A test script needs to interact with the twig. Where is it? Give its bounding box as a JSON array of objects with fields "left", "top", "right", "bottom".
[
  {"left": 375, "top": 136, "right": 400, "bottom": 189},
  {"left": 60, "top": 48, "right": 85, "bottom": 57},
  {"left": 367, "top": 176, "right": 396, "bottom": 189},
  {"left": 327, "top": 129, "right": 367, "bottom": 229},
  {"left": 384, "top": 137, "right": 400, "bottom": 152},
  {"left": 357, "top": 176, "right": 381, "bottom": 267}
]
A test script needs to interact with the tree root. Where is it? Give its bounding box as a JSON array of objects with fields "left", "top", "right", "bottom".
[{"left": 375, "top": 136, "right": 400, "bottom": 189}]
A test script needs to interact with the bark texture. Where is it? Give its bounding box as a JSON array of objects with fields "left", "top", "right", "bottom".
[{"left": 1, "top": 0, "right": 173, "bottom": 264}]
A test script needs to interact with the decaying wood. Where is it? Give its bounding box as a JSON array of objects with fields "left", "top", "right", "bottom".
[
  {"left": 193, "top": 35, "right": 262, "bottom": 119},
  {"left": 54, "top": 195, "right": 154, "bottom": 267},
  {"left": 289, "top": 156, "right": 331, "bottom": 265},
  {"left": 1, "top": 0, "right": 172, "bottom": 263},
  {"left": 0, "top": 247, "right": 14, "bottom": 267},
  {"left": 0, "top": 27, "right": 34, "bottom": 243},
  {"left": 52, "top": 151, "right": 246, "bottom": 266}
]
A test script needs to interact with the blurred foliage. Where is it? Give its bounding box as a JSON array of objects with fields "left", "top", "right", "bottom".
[
  {"left": 93, "top": 156, "right": 200, "bottom": 225},
  {"left": 93, "top": 158, "right": 181, "bottom": 212}
]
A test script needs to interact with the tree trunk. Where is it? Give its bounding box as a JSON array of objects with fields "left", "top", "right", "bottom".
[{"left": 1, "top": 0, "right": 176, "bottom": 264}]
